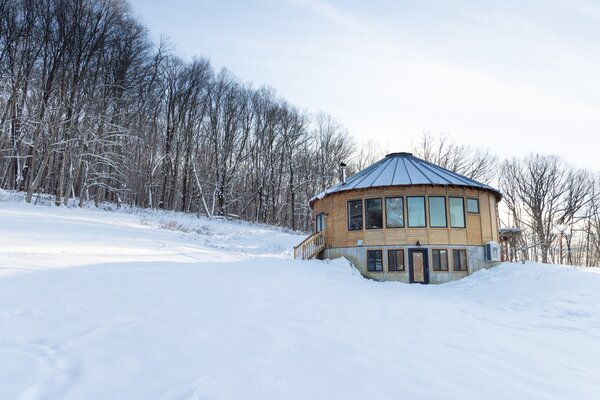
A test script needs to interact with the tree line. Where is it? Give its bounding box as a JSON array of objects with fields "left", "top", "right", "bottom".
[{"left": 0, "top": 0, "right": 354, "bottom": 231}]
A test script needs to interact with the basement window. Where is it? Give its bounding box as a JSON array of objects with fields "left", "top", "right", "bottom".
[
  {"left": 365, "top": 198, "right": 383, "bottom": 229},
  {"left": 388, "top": 249, "right": 405, "bottom": 271},
  {"left": 432, "top": 249, "right": 449, "bottom": 271},
  {"left": 367, "top": 250, "right": 383, "bottom": 272},
  {"left": 348, "top": 200, "right": 363, "bottom": 231},
  {"left": 453, "top": 249, "right": 468, "bottom": 271}
]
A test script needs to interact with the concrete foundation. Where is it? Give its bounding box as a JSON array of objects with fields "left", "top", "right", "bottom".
[{"left": 323, "top": 245, "right": 492, "bottom": 284}]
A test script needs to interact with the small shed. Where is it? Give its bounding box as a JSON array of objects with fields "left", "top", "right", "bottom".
[{"left": 294, "top": 152, "right": 503, "bottom": 284}]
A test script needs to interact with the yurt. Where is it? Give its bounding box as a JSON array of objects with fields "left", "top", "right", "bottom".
[{"left": 294, "top": 152, "right": 502, "bottom": 284}]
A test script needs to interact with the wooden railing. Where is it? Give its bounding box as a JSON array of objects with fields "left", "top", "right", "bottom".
[{"left": 293, "top": 232, "right": 326, "bottom": 260}]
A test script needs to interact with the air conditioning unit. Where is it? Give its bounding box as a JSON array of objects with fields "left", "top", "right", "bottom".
[{"left": 485, "top": 241, "right": 501, "bottom": 262}]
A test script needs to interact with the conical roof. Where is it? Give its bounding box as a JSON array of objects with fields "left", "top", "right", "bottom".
[{"left": 311, "top": 152, "right": 502, "bottom": 202}]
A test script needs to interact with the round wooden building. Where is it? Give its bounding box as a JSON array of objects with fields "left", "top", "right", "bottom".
[{"left": 294, "top": 152, "right": 503, "bottom": 284}]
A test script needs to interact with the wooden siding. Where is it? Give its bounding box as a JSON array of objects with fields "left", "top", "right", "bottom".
[{"left": 311, "top": 185, "right": 499, "bottom": 248}]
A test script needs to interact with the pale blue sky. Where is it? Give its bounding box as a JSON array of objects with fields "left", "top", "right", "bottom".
[{"left": 129, "top": 0, "right": 600, "bottom": 169}]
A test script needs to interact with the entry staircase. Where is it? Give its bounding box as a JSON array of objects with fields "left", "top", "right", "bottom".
[{"left": 293, "top": 232, "right": 325, "bottom": 260}]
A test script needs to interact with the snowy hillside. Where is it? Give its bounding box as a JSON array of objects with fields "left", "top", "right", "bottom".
[{"left": 1, "top": 198, "right": 600, "bottom": 399}]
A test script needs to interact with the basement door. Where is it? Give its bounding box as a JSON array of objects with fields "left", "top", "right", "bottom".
[{"left": 409, "top": 249, "right": 429, "bottom": 284}]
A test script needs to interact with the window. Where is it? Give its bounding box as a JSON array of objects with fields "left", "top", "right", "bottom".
[
  {"left": 453, "top": 249, "right": 468, "bottom": 271},
  {"left": 449, "top": 197, "right": 466, "bottom": 228},
  {"left": 315, "top": 213, "right": 325, "bottom": 233},
  {"left": 428, "top": 196, "right": 447, "bottom": 228},
  {"left": 385, "top": 197, "right": 404, "bottom": 228},
  {"left": 467, "top": 198, "right": 479, "bottom": 214},
  {"left": 388, "top": 250, "right": 405, "bottom": 271},
  {"left": 432, "top": 249, "right": 449, "bottom": 271},
  {"left": 407, "top": 196, "right": 426, "bottom": 227},
  {"left": 348, "top": 200, "right": 363, "bottom": 231},
  {"left": 367, "top": 250, "right": 383, "bottom": 272},
  {"left": 365, "top": 198, "right": 383, "bottom": 229}
]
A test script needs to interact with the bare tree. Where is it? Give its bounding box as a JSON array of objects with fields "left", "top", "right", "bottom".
[
  {"left": 354, "top": 140, "right": 387, "bottom": 171},
  {"left": 499, "top": 155, "right": 592, "bottom": 264},
  {"left": 412, "top": 133, "right": 497, "bottom": 184}
]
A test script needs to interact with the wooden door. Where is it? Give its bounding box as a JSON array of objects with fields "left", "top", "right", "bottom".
[{"left": 409, "top": 249, "right": 429, "bottom": 284}]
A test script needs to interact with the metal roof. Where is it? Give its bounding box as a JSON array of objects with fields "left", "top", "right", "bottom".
[{"left": 311, "top": 152, "right": 502, "bottom": 202}]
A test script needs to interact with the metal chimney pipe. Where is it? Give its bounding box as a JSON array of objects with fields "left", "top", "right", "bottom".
[{"left": 340, "top": 162, "right": 347, "bottom": 184}]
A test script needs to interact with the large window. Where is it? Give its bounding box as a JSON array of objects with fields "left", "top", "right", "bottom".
[
  {"left": 367, "top": 250, "right": 383, "bottom": 272},
  {"left": 453, "top": 249, "right": 468, "bottom": 271},
  {"left": 432, "top": 249, "right": 449, "bottom": 271},
  {"left": 407, "top": 197, "right": 426, "bottom": 227},
  {"left": 365, "top": 198, "right": 383, "bottom": 229},
  {"left": 449, "top": 197, "right": 466, "bottom": 228},
  {"left": 428, "top": 196, "right": 447, "bottom": 228},
  {"left": 467, "top": 198, "right": 479, "bottom": 214},
  {"left": 388, "top": 250, "right": 405, "bottom": 271},
  {"left": 385, "top": 197, "right": 404, "bottom": 228},
  {"left": 315, "top": 213, "right": 325, "bottom": 233},
  {"left": 347, "top": 200, "right": 363, "bottom": 231}
]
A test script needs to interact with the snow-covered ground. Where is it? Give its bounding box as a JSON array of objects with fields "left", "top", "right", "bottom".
[{"left": 1, "top": 197, "right": 600, "bottom": 399}]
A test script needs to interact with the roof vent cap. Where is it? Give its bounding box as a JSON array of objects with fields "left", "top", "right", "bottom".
[{"left": 386, "top": 152, "right": 413, "bottom": 157}]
